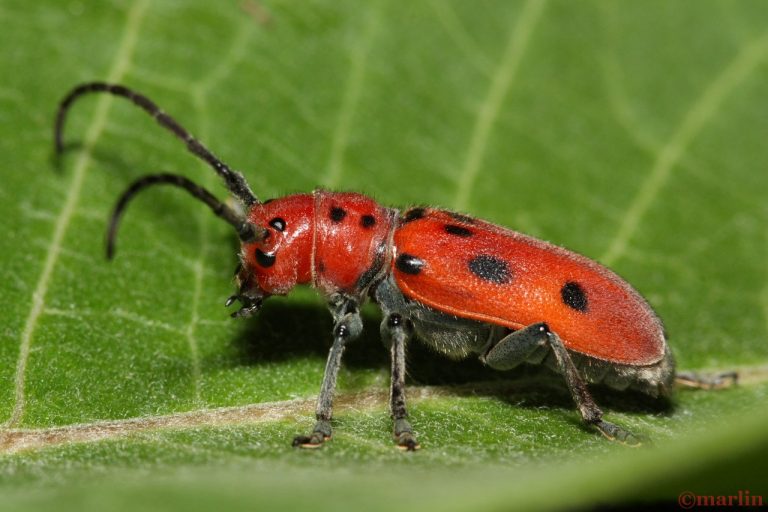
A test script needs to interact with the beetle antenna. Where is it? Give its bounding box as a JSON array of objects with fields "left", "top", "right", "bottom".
[
  {"left": 55, "top": 82, "right": 259, "bottom": 206},
  {"left": 107, "top": 173, "right": 265, "bottom": 259}
]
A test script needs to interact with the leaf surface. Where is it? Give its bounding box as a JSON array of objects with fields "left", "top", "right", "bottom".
[{"left": 1, "top": 1, "right": 767, "bottom": 509}]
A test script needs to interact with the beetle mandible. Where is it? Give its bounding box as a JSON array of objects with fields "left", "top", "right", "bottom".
[{"left": 55, "top": 82, "right": 730, "bottom": 450}]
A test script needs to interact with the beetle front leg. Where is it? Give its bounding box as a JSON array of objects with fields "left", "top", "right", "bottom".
[
  {"left": 292, "top": 297, "right": 362, "bottom": 448},
  {"left": 382, "top": 312, "right": 419, "bottom": 451},
  {"left": 483, "top": 323, "right": 641, "bottom": 446}
]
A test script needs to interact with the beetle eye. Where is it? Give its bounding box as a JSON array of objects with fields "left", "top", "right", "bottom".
[{"left": 269, "top": 217, "right": 286, "bottom": 232}]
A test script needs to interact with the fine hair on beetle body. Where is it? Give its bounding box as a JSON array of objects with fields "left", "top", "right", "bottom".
[{"left": 54, "top": 82, "right": 736, "bottom": 451}]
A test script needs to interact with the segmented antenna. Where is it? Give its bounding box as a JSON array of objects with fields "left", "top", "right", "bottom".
[
  {"left": 107, "top": 173, "right": 264, "bottom": 259},
  {"left": 54, "top": 82, "right": 259, "bottom": 206}
]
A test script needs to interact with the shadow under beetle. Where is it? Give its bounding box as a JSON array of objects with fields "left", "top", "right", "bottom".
[{"left": 55, "top": 82, "right": 736, "bottom": 450}]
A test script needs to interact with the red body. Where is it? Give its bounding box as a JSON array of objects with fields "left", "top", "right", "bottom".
[{"left": 239, "top": 190, "right": 665, "bottom": 368}]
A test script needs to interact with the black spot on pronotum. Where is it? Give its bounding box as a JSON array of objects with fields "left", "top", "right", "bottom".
[
  {"left": 468, "top": 255, "right": 511, "bottom": 284},
  {"left": 403, "top": 207, "right": 426, "bottom": 223},
  {"left": 330, "top": 206, "right": 346, "bottom": 223},
  {"left": 561, "top": 281, "right": 588, "bottom": 312},
  {"left": 361, "top": 214, "right": 376, "bottom": 228},
  {"left": 356, "top": 245, "right": 386, "bottom": 290},
  {"left": 396, "top": 253, "right": 425, "bottom": 275},
  {"left": 269, "top": 217, "right": 286, "bottom": 232},
  {"left": 445, "top": 211, "right": 475, "bottom": 224},
  {"left": 444, "top": 224, "right": 473, "bottom": 237},
  {"left": 255, "top": 249, "right": 276, "bottom": 268}
]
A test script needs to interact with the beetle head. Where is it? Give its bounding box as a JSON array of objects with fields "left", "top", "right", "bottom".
[{"left": 228, "top": 194, "right": 315, "bottom": 317}]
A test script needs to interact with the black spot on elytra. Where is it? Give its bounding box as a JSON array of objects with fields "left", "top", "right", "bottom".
[
  {"left": 396, "top": 253, "right": 425, "bottom": 275},
  {"left": 444, "top": 224, "right": 473, "bottom": 237},
  {"left": 269, "top": 217, "right": 286, "bottom": 232},
  {"left": 402, "top": 207, "right": 426, "bottom": 223},
  {"left": 330, "top": 206, "right": 346, "bottom": 223},
  {"left": 255, "top": 249, "right": 276, "bottom": 268},
  {"left": 445, "top": 211, "right": 476, "bottom": 224},
  {"left": 561, "top": 281, "right": 588, "bottom": 312},
  {"left": 361, "top": 214, "right": 376, "bottom": 228},
  {"left": 317, "top": 260, "right": 326, "bottom": 273},
  {"left": 468, "top": 255, "right": 511, "bottom": 284}
]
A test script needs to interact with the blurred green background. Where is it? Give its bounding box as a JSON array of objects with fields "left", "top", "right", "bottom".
[{"left": 1, "top": 0, "right": 767, "bottom": 510}]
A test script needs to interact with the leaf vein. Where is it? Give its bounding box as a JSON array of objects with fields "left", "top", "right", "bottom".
[
  {"left": 322, "top": 7, "right": 379, "bottom": 189},
  {"left": 453, "top": 0, "right": 546, "bottom": 211},
  {"left": 601, "top": 31, "right": 768, "bottom": 266},
  {"left": 2, "top": 366, "right": 765, "bottom": 454},
  {"left": 2, "top": 0, "right": 150, "bottom": 429},
  {"left": 429, "top": 0, "right": 494, "bottom": 77}
]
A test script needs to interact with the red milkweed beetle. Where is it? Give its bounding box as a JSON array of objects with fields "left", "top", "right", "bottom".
[{"left": 55, "top": 82, "right": 735, "bottom": 450}]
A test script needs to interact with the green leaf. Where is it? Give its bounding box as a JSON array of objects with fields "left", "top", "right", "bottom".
[{"left": 1, "top": 0, "right": 767, "bottom": 510}]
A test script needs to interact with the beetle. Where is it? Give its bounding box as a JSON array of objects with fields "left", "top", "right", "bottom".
[{"left": 55, "top": 82, "right": 734, "bottom": 450}]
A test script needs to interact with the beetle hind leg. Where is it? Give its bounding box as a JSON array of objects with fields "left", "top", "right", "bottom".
[
  {"left": 675, "top": 371, "right": 738, "bottom": 390},
  {"left": 592, "top": 418, "right": 642, "bottom": 445},
  {"left": 483, "top": 323, "right": 642, "bottom": 446}
]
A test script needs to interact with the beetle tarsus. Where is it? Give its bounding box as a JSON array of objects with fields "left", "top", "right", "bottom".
[
  {"left": 230, "top": 305, "right": 260, "bottom": 318},
  {"left": 292, "top": 420, "right": 332, "bottom": 448},
  {"left": 675, "top": 371, "right": 738, "bottom": 390},
  {"left": 395, "top": 433, "right": 420, "bottom": 451},
  {"left": 394, "top": 418, "right": 420, "bottom": 451},
  {"left": 593, "top": 419, "right": 642, "bottom": 447},
  {"left": 227, "top": 294, "right": 263, "bottom": 318}
]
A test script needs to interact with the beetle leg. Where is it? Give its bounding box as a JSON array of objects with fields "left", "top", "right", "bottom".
[
  {"left": 481, "top": 323, "right": 548, "bottom": 369},
  {"left": 292, "top": 296, "right": 362, "bottom": 448},
  {"left": 675, "top": 371, "right": 738, "bottom": 390},
  {"left": 483, "top": 323, "right": 641, "bottom": 446},
  {"left": 381, "top": 312, "right": 419, "bottom": 451}
]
